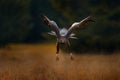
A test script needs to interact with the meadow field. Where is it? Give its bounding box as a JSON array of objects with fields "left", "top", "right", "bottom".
[{"left": 0, "top": 44, "right": 120, "bottom": 80}]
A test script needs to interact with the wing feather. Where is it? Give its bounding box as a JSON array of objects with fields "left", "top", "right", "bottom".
[
  {"left": 66, "top": 16, "right": 94, "bottom": 37},
  {"left": 41, "top": 15, "right": 60, "bottom": 37}
]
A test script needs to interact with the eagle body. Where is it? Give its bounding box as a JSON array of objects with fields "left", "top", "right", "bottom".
[{"left": 41, "top": 15, "right": 94, "bottom": 60}]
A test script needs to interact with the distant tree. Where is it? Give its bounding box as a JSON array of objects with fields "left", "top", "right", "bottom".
[
  {"left": 0, "top": 0, "right": 32, "bottom": 47},
  {"left": 0, "top": 0, "right": 66, "bottom": 46}
]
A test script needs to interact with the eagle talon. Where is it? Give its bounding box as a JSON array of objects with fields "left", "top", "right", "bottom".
[
  {"left": 56, "top": 54, "right": 59, "bottom": 61},
  {"left": 70, "top": 53, "right": 74, "bottom": 60}
]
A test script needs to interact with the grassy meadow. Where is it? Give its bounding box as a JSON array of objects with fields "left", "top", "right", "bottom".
[{"left": 0, "top": 44, "right": 120, "bottom": 80}]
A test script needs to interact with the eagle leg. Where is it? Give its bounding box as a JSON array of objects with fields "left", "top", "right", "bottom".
[{"left": 66, "top": 41, "right": 74, "bottom": 60}]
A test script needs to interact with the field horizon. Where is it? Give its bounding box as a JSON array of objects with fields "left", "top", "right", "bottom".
[{"left": 0, "top": 44, "right": 120, "bottom": 80}]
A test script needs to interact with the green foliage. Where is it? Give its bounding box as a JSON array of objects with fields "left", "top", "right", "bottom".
[
  {"left": 0, "top": 0, "right": 32, "bottom": 47},
  {"left": 0, "top": 0, "right": 120, "bottom": 52}
]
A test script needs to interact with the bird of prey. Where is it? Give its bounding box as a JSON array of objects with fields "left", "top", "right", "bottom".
[{"left": 41, "top": 15, "right": 94, "bottom": 60}]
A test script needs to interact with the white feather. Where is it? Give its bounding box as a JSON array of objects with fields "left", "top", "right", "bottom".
[
  {"left": 48, "top": 31, "right": 56, "bottom": 36},
  {"left": 60, "top": 28, "right": 68, "bottom": 36}
]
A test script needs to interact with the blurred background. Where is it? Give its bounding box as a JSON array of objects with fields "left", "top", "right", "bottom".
[{"left": 0, "top": 0, "right": 120, "bottom": 53}]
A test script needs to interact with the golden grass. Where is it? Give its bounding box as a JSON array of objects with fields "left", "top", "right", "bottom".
[{"left": 0, "top": 44, "right": 120, "bottom": 80}]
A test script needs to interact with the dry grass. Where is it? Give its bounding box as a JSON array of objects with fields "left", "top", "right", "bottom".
[{"left": 0, "top": 44, "right": 120, "bottom": 80}]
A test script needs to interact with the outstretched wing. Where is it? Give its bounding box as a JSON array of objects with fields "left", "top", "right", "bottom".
[
  {"left": 66, "top": 16, "right": 94, "bottom": 37},
  {"left": 41, "top": 15, "right": 60, "bottom": 37}
]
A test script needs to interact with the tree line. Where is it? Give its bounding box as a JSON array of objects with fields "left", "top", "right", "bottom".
[{"left": 0, "top": 0, "right": 120, "bottom": 52}]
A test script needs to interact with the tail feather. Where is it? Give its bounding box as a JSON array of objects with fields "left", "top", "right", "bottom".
[
  {"left": 48, "top": 31, "right": 56, "bottom": 36},
  {"left": 69, "top": 36, "right": 78, "bottom": 39}
]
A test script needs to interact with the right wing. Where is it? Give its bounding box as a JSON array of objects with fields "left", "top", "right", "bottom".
[{"left": 41, "top": 15, "right": 60, "bottom": 37}]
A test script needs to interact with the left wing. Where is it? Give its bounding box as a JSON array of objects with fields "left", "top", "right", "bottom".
[{"left": 66, "top": 16, "right": 94, "bottom": 38}]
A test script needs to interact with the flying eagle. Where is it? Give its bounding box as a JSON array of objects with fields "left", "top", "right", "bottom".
[{"left": 41, "top": 15, "right": 94, "bottom": 60}]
